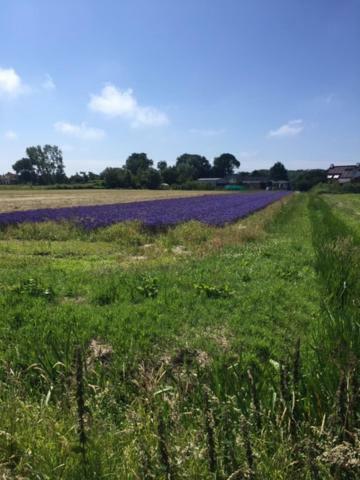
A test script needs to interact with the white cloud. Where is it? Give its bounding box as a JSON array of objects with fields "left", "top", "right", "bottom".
[
  {"left": 42, "top": 74, "right": 56, "bottom": 91},
  {"left": 54, "top": 121, "right": 105, "bottom": 140},
  {"left": 4, "top": 130, "right": 17, "bottom": 140},
  {"left": 88, "top": 84, "right": 169, "bottom": 127},
  {"left": 267, "top": 119, "right": 304, "bottom": 138},
  {"left": 0, "top": 67, "right": 26, "bottom": 97},
  {"left": 189, "top": 128, "right": 225, "bottom": 136}
]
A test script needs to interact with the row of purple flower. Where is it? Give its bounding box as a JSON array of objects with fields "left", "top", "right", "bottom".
[{"left": 0, "top": 191, "right": 291, "bottom": 230}]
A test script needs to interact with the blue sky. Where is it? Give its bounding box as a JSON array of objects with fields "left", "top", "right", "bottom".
[{"left": 1, "top": 0, "right": 359, "bottom": 174}]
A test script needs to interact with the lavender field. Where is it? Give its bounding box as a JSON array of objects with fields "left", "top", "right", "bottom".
[{"left": 0, "top": 191, "right": 290, "bottom": 229}]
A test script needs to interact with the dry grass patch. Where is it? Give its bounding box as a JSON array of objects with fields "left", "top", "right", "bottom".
[{"left": 0, "top": 188, "right": 229, "bottom": 213}]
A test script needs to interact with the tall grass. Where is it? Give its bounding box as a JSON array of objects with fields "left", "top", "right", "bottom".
[{"left": 308, "top": 195, "right": 360, "bottom": 426}]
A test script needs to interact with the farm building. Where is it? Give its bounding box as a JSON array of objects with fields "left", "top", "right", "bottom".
[
  {"left": 327, "top": 163, "right": 360, "bottom": 184},
  {"left": 0, "top": 172, "right": 17, "bottom": 185},
  {"left": 271, "top": 180, "right": 291, "bottom": 190},
  {"left": 197, "top": 176, "right": 291, "bottom": 190},
  {"left": 241, "top": 177, "right": 270, "bottom": 189},
  {"left": 197, "top": 177, "right": 228, "bottom": 187}
]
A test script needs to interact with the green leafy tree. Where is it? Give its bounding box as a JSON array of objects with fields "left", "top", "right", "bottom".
[
  {"left": 12, "top": 157, "right": 36, "bottom": 183},
  {"left": 292, "top": 169, "right": 326, "bottom": 191},
  {"left": 176, "top": 154, "right": 211, "bottom": 181},
  {"left": 157, "top": 161, "right": 168, "bottom": 173},
  {"left": 101, "top": 167, "right": 133, "bottom": 188},
  {"left": 212, "top": 153, "right": 240, "bottom": 177},
  {"left": 269, "top": 162, "right": 288, "bottom": 181},
  {"left": 251, "top": 169, "right": 269, "bottom": 178},
  {"left": 13, "top": 145, "right": 65, "bottom": 184},
  {"left": 125, "top": 153, "right": 153, "bottom": 175},
  {"left": 137, "top": 167, "right": 161, "bottom": 189},
  {"left": 161, "top": 166, "right": 178, "bottom": 185}
]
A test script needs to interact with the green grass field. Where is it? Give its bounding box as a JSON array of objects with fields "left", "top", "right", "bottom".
[{"left": 0, "top": 192, "right": 359, "bottom": 479}]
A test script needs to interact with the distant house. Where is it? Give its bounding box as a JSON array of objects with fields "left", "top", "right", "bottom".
[
  {"left": 197, "top": 175, "right": 290, "bottom": 190},
  {"left": 197, "top": 177, "right": 227, "bottom": 187},
  {"left": 0, "top": 172, "right": 17, "bottom": 185},
  {"left": 224, "top": 174, "right": 241, "bottom": 185},
  {"left": 271, "top": 180, "right": 291, "bottom": 190},
  {"left": 241, "top": 177, "right": 270, "bottom": 189},
  {"left": 327, "top": 164, "right": 360, "bottom": 184}
]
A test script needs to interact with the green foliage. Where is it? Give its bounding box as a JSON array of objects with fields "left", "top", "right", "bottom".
[
  {"left": 93, "top": 221, "right": 149, "bottom": 246},
  {"left": 292, "top": 169, "right": 327, "bottom": 191},
  {"left": 315, "top": 181, "right": 360, "bottom": 194},
  {"left": 176, "top": 153, "right": 212, "bottom": 182},
  {"left": 0, "top": 220, "right": 82, "bottom": 241},
  {"left": 101, "top": 167, "right": 133, "bottom": 188},
  {"left": 125, "top": 152, "right": 153, "bottom": 175},
  {"left": 136, "top": 274, "right": 159, "bottom": 298},
  {"left": 136, "top": 167, "right": 161, "bottom": 189},
  {"left": 12, "top": 145, "right": 66, "bottom": 184},
  {"left": 269, "top": 161, "right": 288, "bottom": 181},
  {"left": 213, "top": 153, "right": 240, "bottom": 177},
  {"left": 308, "top": 194, "right": 360, "bottom": 413},
  {"left": 194, "top": 282, "right": 235, "bottom": 298},
  {"left": 101, "top": 154, "right": 160, "bottom": 189},
  {"left": 17, "top": 277, "right": 55, "bottom": 300},
  {"left": 160, "top": 165, "right": 178, "bottom": 185}
]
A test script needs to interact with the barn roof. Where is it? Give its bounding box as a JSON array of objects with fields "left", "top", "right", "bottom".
[{"left": 327, "top": 164, "right": 360, "bottom": 179}]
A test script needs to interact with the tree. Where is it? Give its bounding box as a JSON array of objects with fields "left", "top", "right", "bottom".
[
  {"left": 175, "top": 154, "right": 211, "bottom": 181},
  {"left": 137, "top": 167, "right": 161, "bottom": 189},
  {"left": 12, "top": 157, "right": 36, "bottom": 183},
  {"left": 292, "top": 169, "right": 326, "bottom": 191},
  {"left": 212, "top": 153, "right": 240, "bottom": 177},
  {"left": 157, "top": 161, "right": 168, "bottom": 173},
  {"left": 13, "top": 145, "right": 65, "bottom": 184},
  {"left": 87, "top": 171, "right": 100, "bottom": 182},
  {"left": 161, "top": 166, "right": 178, "bottom": 185},
  {"left": 125, "top": 153, "right": 153, "bottom": 175},
  {"left": 269, "top": 162, "right": 288, "bottom": 181},
  {"left": 251, "top": 169, "right": 269, "bottom": 178},
  {"left": 101, "top": 167, "right": 132, "bottom": 188}
]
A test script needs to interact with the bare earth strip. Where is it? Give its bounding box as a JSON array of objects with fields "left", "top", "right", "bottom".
[{"left": 0, "top": 189, "right": 229, "bottom": 213}]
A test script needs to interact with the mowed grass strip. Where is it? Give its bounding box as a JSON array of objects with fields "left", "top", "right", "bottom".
[{"left": 323, "top": 193, "right": 360, "bottom": 235}]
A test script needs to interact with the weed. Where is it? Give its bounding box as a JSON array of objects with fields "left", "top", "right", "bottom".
[{"left": 194, "top": 282, "right": 235, "bottom": 299}]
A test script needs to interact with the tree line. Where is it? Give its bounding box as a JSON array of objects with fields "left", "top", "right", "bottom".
[
  {"left": 11, "top": 147, "right": 242, "bottom": 188},
  {"left": 10, "top": 145, "right": 326, "bottom": 190}
]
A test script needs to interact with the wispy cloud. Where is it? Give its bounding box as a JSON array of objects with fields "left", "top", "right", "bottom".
[
  {"left": 267, "top": 119, "right": 304, "bottom": 138},
  {"left": 88, "top": 84, "right": 169, "bottom": 127},
  {"left": 54, "top": 121, "right": 105, "bottom": 140},
  {"left": 189, "top": 128, "right": 225, "bottom": 137},
  {"left": 42, "top": 74, "right": 56, "bottom": 91},
  {"left": 4, "top": 130, "right": 18, "bottom": 140},
  {"left": 0, "top": 67, "right": 27, "bottom": 97}
]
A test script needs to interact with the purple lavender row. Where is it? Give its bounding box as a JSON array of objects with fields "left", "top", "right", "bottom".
[{"left": 0, "top": 191, "right": 291, "bottom": 230}]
